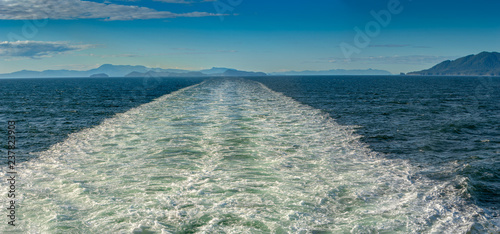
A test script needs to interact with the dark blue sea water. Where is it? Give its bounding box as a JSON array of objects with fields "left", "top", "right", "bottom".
[
  {"left": 0, "top": 76, "right": 498, "bottom": 233},
  {"left": 252, "top": 76, "right": 500, "bottom": 211},
  {"left": 0, "top": 77, "right": 206, "bottom": 162}
]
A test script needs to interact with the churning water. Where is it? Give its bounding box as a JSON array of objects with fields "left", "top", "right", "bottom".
[{"left": 2, "top": 78, "right": 498, "bottom": 233}]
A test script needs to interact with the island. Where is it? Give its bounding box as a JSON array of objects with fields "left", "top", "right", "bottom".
[
  {"left": 408, "top": 51, "right": 500, "bottom": 76},
  {"left": 0, "top": 64, "right": 394, "bottom": 78},
  {"left": 90, "top": 73, "right": 109, "bottom": 78}
]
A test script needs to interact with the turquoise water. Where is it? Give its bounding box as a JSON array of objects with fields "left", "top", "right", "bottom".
[{"left": 2, "top": 78, "right": 497, "bottom": 233}]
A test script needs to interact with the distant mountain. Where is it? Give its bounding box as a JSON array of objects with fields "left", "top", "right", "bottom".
[
  {"left": 0, "top": 64, "right": 267, "bottom": 78},
  {"left": 1, "top": 64, "right": 394, "bottom": 78},
  {"left": 269, "top": 68, "right": 392, "bottom": 76},
  {"left": 149, "top": 68, "right": 191, "bottom": 74},
  {"left": 87, "top": 64, "right": 150, "bottom": 77},
  {"left": 219, "top": 69, "right": 267, "bottom": 77},
  {"left": 0, "top": 64, "right": 152, "bottom": 78},
  {"left": 125, "top": 71, "right": 206, "bottom": 77},
  {"left": 0, "top": 69, "right": 88, "bottom": 78},
  {"left": 90, "top": 73, "right": 109, "bottom": 78},
  {"left": 408, "top": 52, "right": 500, "bottom": 76},
  {"left": 199, "top": 67, "right": 230, "bottom": 74},
  {"left": 126, "top": 69, "right": 267, "bottom": 77},
  {"left": 0, "top": 64, "right": 391, "bottom": 78}
]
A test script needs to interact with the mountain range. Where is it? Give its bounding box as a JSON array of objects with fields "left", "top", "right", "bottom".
[
  {"left": 269, "top": 68, "right": 392, "bottom": 76},
  {"left": 0, "top": 65, "right": 392, "bottom": 78},
  {"left": 2, "top": 52, "right": 499, "bottom": 78},
  {"left": 408, "top": 51, "right": 500, "bottom": 76},
  {"left": 125, "top": 69, "right": 267, "bottom": 77}
]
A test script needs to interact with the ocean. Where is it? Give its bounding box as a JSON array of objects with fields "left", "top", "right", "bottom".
[{"left": 0, "top": 76, "right": 498, "bottom": 233}]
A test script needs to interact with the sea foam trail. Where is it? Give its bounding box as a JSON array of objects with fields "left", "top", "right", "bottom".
[{"left": 1, "top": 78, "right": 495, "bottom": 233}]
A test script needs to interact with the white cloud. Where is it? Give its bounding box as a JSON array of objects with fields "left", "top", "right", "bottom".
[
  {"left": 0, "top": 41, "right": 92, "bottom": 58},
  {"left": 0, "top": 0, "right": 222, "bottom": 21}
]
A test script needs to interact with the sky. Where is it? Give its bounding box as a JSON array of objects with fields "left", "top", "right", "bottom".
[{"left": 0, "top": 0, "right": 499, "bottom": 74}]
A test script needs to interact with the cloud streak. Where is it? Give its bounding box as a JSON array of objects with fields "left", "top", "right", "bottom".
[
  {"left": 0, "top": 41, "right": 92, "bottom": 58},
  {"left": 0, "top": 0, "right": 223, "bottom": 21}
]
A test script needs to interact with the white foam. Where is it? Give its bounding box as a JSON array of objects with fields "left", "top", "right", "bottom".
[{"left": 1, "top": 78, "right": 496, "bottom": 233}]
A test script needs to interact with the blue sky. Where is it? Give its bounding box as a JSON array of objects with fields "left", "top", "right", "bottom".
[{"left": 0, "top": 0, "right": 499, "bottom": 74}]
